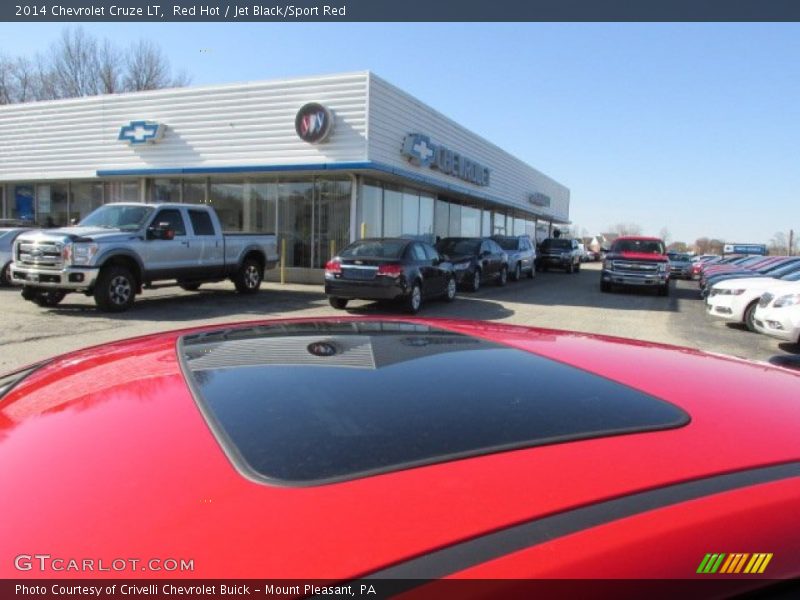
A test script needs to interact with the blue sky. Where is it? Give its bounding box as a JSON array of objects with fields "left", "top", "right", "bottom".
[{"left": 2, "top": 22, "right": 798, "bottom": 245}]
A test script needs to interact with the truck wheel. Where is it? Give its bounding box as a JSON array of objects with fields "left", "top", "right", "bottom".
[
  {"left": 575, "top": 261, "right": 581, "bottom": 273},
  {"left": 566, "top": 262, "right": 574, "bottom": 274},
  {"left": 179, "top": 283, "right": 202, "bottom": 291},
  {"left": 235, "top": 258, "right": 262, "bottom": 294},
  {"left": 329, "top": 297, "right": 348, "bottom": 310},
  {"left": 1, "top": 262, "right": 11, "bottom": 286},
  {"left": 658, "top": 283, "right": 670, "bottom": 297},
  {"left": 33, "top": 290, "right": 66, "bottom": 307},
  {"left": 528, "top": 265, "right": 535, "bottom": 279},
  {"left": 95, "top": 266, "right": 136, "bottom": 312},
  {"left": 601, "top": 281, "right": 611, "bottom": 293},
  {"left": 21, "top": 286, "right": 37, "bottom": 301}
]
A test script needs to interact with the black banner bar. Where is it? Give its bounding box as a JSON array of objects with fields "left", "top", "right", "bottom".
[
  {"left": 4, "top": 1, "right": 800, "bottom": 22},
  {"left": 3, "top": 579, "right": 796, "bottom": 600}
]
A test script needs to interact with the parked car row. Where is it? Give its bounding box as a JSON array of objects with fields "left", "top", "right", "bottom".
[
  {"left": 702, "top": 253, "right": 800, "bottom": 344},
  {"left": 324, "top": 235, "right": 540, "bottom": 313}
]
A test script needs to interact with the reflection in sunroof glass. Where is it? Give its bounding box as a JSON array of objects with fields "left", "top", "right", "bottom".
[{"left": 180, "top": 321, "right": 689, "bottom": 485}]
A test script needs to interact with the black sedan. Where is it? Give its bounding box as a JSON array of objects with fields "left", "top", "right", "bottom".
[
  {"left": 324, "top": 238, "right": 456, "bottom": 313},
  {"left": 435, "top": 237, "right": 508, "bottom": 292}
]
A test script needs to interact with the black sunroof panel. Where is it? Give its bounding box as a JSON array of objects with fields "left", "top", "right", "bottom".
[{"left": 179, "top": 321, "right": 689, "bottom": 486}]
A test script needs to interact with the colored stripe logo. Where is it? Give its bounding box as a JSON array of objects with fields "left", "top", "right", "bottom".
[{"left": 697, "top": 553, "right": 772, "bottom": 574}]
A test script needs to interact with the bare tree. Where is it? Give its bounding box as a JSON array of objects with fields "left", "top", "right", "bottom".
[
  {"left": 0, "top": 27, "right": 190, "bottom": 104},
  {"left": 33, "top": 54, "right": 60, "bottom": 101},
  {"left": 50, "top": 27, "right": 100, "bottom": 97},
  {"left": 10, "top": 57, "right": 40, "bottom": 103},
  {"left": 659, "top": 227, "right": 671, "bottom": 245},
  {"left": 98, "top": 39, "right": 124, "bottom": 94},
  {"left": 124, "top": 40, "right": 171, "bottom": 91},
  {"left": 769, "top": 231, "right": 789, "bottom": 255},
  {"left": 694, "top": 237, "right": 712, "bottom": 254},
  {"left": 708, "top": 239, "right": 726, "bottom": 255},
  {"left": 0, "top": 55, "right": 13, "bottom": 104},
  {"left": 768, "top": 231, "right": 798, "bottom": 256},
  {"left": 607, "top": 222, "right": 643, "bottom": 237},
  {"left": 668, "top": 241, "right": 689, "bottom": 253},
  {"left": 170, "top": 67, "right": 192, "bottom": 88}
]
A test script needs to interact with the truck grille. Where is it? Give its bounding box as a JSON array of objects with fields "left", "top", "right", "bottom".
[
  {"left": 759, "top": 293, "right": 774, "bottom": 308},
  {"left": 17, "top": 241, "right": 64, "bottom": 269},
  {"left": 612, "top": 261, "right": 659, "bottom": 274}
]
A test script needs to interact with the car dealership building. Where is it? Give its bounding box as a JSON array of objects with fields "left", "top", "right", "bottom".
[{"left": 0, "top": 71, "right": 570, "bottom": 281}]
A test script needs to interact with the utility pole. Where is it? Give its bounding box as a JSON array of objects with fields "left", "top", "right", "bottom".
[{"left": 790, "top": 229, "right": 795, "bottom": 256}]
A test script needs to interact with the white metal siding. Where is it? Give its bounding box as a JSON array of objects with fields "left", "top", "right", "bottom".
[
  {"left": 365, "top": 73, "right": 570, "bottom": 223},
  {"left": 0, "top": 72, "right": 369, "bottom": 181}
]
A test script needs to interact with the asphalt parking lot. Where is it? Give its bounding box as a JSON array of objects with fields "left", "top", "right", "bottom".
[{"left": 1, "top": 262, "right": 798, "bottom": 373}]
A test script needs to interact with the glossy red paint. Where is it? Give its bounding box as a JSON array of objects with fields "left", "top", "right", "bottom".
[
  {"left": 451, "top": 477, "right": 800, "bottom": 579},
  {"left": 1, "top": 317, "right": 799, "bottom": 580}
]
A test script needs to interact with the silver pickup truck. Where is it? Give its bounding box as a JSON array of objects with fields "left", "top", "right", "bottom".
[{"left": 10, "top": 203, "right": 279, "bottom": 312}]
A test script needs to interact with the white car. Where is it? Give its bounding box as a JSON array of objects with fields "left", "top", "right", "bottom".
[
  {"left": 705, "top": 266, "right": 800, "bottom": 331},
  {"left": 753, "top": 281, "right": 800, "bottom": 343}
]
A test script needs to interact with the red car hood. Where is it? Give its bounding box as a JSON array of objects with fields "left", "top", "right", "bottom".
[{"left": 1, "top": 318, "right": 798, "bottom": 579}]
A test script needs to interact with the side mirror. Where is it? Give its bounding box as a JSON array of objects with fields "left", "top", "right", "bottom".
[
  {"left": 148, "top": 222, "right": 175, "bottom": 240},
  {"left": 480, "top": 250, "right": 491, "bottom": 258},
  {"left": 70, "top": 218, "right": 78, "bottom": 226}
]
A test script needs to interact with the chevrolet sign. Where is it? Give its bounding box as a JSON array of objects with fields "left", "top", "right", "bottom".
[
  {"left": 401, "top": 134, "right": 490, "bottom": 187},
  {"left": 529, "top": 193, "right": 551, "bottom": 208}
]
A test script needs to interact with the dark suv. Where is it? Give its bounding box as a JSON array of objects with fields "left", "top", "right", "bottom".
[{"left": 536, "top": 238, "right": 582, "bottom": 273}]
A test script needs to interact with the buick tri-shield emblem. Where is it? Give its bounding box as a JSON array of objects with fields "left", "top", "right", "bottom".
[{"left": 295, "top": 103, "right": 334, "bottom": 144}]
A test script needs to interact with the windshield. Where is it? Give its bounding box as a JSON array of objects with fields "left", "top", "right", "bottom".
[
  {"left": 79, "top": 205, "right": 154, "bottom": 231},
  {"left": 340, "top": 240, "right": 407, "bottom": 259},
  {"left": 767, "top": 260, "right": 800, "bottom": 277},
  {"left": 437, "top": 239, "right": 481, "bottom": 255},
  {"left": 612, "top": 239, "right": 665, "bottom": 255},
  {"left": 782, "top": 269, "right": 800, "bottom": 282},
  {"left": 494, "top": 237, "right": 520, "bottom": 251},
  {"left": 541, "top": 239, "right": 571, "bottom": 250}
]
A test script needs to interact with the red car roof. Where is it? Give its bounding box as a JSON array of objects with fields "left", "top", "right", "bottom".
[{"left": 1, "top": 317, "right": 798, "bottom": 579}]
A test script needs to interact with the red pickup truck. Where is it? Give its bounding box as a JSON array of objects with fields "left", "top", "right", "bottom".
[{"left": 600, "top": 236, "right": 670, "bottom": 295}]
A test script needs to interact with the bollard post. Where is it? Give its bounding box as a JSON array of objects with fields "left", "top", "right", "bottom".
[
  {"left": 280, "top": 238, "right": 286, "bottom": 285},
  {"left": 360, "top": 222, "right": 367, "bottom": 239}
]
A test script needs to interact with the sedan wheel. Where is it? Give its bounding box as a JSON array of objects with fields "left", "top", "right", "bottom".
[
  {"left": 497, "top": 266, "right": 508, "bottom": 287},
  {"left": 329, "top": 297, "right": 348, "bottom": 310},
  {"left": 470, "top": 270, "right": 481, "bottom": 292},
  {"left": 445, "top": 276, "right": 457, "bottom": 302},
  {"left": 744, "top": 301, "right": 758, "bottom": 332},
  {"left": 406, "top": 282, "right": 423, "bottom": 314}
]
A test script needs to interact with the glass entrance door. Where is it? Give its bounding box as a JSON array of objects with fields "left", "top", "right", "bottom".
[
  {"left": 314, "top": 178, "right": 351, "bottom": 268},
  {"left": 278, "top": 178, "right": 351, "bottom": 269}
]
